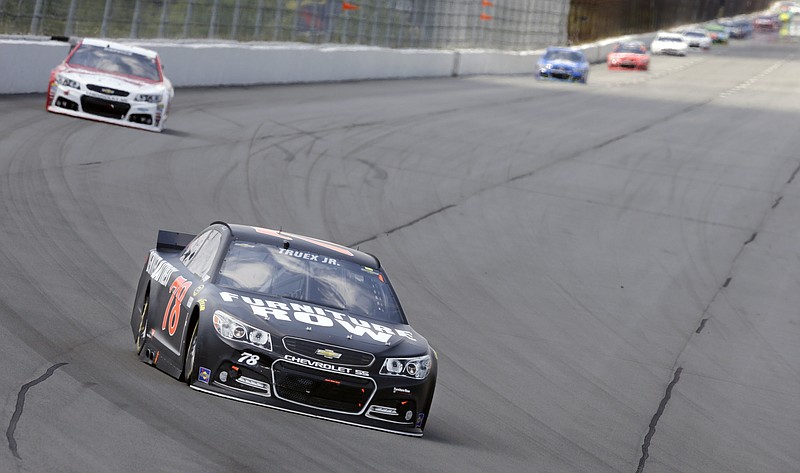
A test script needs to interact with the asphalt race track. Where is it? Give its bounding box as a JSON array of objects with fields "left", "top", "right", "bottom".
[{"left": 1, "top": 34, "right": 800, "bottom": 473}]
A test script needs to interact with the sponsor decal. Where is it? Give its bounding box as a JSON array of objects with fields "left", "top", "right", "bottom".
[
  {"left": 85, "top": 90, "right": 125, "bottom": 102},
  {"left": 198, "top": 367, "right": 211, "bottom": 383},
  {"left": 393, "top": 387, "right": 411, "bottom": 394},
  {"left": 105, "top": 47, "right": 134, "bottom": 56},
  {"left": 415, "top": 413, "right": 425, "bottom": 428},
  {"left": 197, "top": 299, "right": 206, "bottom": 311},
  {"left": 220, "top": 292, "right": 416, "bottom": 343},
  {"left": 277, "top": 247, "right": 339, "bottom": 266},
  {"left": 146, "top": 252, "right": 177, "bottom": 287},
  {"left": 370, "top": 406, "right": 398, "bottom": 416},
  {"left": 192, "top": 284, "right": 205, "bottom": 297},
  {"left": 253, "top": 227, "right": 354, "bottom": 256},
  {"left": 285, "top": 355, "right": 357, "bottom": 374}
]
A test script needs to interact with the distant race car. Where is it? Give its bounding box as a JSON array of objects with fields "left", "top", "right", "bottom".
[
  {"left": 606, "top": 41, "right": 650, "bottom": 71},
  {"left": 753, "top": 14, "right": 781, "bottom": 30},
  {"left": 717, "top": 18, "right": 753, "bottom": 38},
  {"left": 131, "top": 223, "right": 437, "bottom": 436},
  {"left": 47, "top": 38, "right": 173, "bottom": 132},
  {"left": 682, "top": 29, "right": 712, "bottom": 49},
  {"left": 650, "top": 32, "right": 689, "bottom": 56},
  {"left": 704, "top": 23, "right": 730, "bottom": 43},
  {"left": 537, "top": 47, "right": 589, "bottom": 83}
]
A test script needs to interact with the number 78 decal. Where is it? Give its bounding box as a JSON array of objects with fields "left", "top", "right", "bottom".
[
  {"left": 238, "top": 353, "right": 260, "bottom": 366},
  {"left": 163, "top": 276, "right": 192, "bottom": 336}
]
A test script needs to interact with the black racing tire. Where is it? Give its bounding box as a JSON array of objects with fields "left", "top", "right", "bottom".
[
  {"left": 183, "top": 322, "right": 198, "bottom": 385},
  {"left": 135, "top": 293, "right": 150, "bottom": 355}
]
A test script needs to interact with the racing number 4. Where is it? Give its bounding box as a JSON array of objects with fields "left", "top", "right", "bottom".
[{"left": 163, "top": 276, "right": 192, "bottom": 336}]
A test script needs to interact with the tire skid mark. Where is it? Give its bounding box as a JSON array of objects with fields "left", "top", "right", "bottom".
[
  {"left": 6, "top": 363, "right": 68, "bottom": 460},
  {"left": 635, "top": 367, "right": 682, "bottom": 473},
  {"left": 695, "top": 318, "right": 709, "bottom": 334},
  {"left": 351, "top": 99, "right": 709, "bottom": 246},
  {"left": 350, "top": 204, "right": 456, "bottom": 247},
  {"left": 722, "top": 277, "right": 732, "bottom": 288},
  {"left": 787, "top": 161, "right": 800, "bottom": 184}
]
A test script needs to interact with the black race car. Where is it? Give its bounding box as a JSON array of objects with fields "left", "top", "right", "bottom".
[{"left": 131, "top": 222, "right": 437, "bottom": 436}]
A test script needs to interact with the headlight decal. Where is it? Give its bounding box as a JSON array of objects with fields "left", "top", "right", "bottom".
[
  {"left": 134, "top": 93, "right": 163, "bottom": 103},
  {"left": 56, "top": 74, "right": 80, "bottom": 90},
  {"left": 380, "top": 354, "right": 432, "bottom": 379},
  {"left": 213, "top": 310, "right": 273, "bottom": 351}
]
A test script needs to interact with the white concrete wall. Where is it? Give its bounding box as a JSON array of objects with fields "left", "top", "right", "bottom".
[
  {"left": 0, "top": 39, "right": 72, "bottom": 94},
  {"left": 153, "top": 43, "right": 457, "bottom": 87},
  {"left": 0, "top": 34, "right": 659, "bottom": 95}
]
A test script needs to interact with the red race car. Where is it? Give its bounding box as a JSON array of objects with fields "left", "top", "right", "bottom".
[{"left": 607, "top": 41, "right": 650, "bottom": 71}]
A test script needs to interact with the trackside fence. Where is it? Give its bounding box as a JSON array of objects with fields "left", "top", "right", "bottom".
[{"left": 0, "top": 0, "right": 569, "bottom": 50}]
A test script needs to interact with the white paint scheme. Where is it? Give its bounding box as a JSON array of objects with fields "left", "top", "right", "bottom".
[
  {"left": 650, "top": 32, "right": 690, "bottom": 56},
  {"left": 682, "top": 29, "right": 713, "bottom": 49},
  {"left": 46, "top": 39, "right": 174, "bottom": 132}
]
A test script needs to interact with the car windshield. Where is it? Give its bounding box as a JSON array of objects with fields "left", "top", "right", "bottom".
[
  {"left": 67, "top": 44, "right": 160, "bottom": 81},
  {"left": 217, "top": 241, "right": 405, "bottom": 323},
  {"left": 658, "top": 36, "right": 682, "bottom": 42},
  {"left": 546, "top": 50, "right": 583, "bottom": 62},
  {"left": 615, "top": 43, "right": 645, "bottom": 53},
  {"left": 685, "top": 31, "right": 705, "bottom": 37}
]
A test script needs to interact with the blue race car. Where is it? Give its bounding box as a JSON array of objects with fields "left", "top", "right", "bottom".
[{"left": 537, "top": 47, "right": 589, "bottom": 84}]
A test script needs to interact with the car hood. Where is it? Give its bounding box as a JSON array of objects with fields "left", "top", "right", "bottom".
[
  {"left": 57, "top": 65, "right": 164, "bottom": 92},
  {"left": 211, "top": 289, "right": 430, "bottom": 357},
  {"left": 653, "top": 40, "right": 687, "bottom": 47},
  {"left": 542, "top": 59, "right": 583, "bottom": 69},
  {"left": 609, "top": 53, "right": 646, "bottom": 60}
]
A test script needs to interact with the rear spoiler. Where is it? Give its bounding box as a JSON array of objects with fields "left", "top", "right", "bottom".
[{"left": 156, "top": 230, "right": 196, "bottom": 252}]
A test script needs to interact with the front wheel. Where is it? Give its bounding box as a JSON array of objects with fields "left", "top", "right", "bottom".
[
  {"left": 135, "top": 293, "right": 150, "bottom": 355},
  {"left": 183, "top": 323, "right": 198, "bottom": 385}
]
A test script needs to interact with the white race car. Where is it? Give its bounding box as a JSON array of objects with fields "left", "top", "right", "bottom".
[
  {"left": 650, "top": 33, "right": 689, "bottom": 56},
  {"left": 46, "top": 38, "right": 173, "bottom": 132},
  {"left": 682, "top": 30, "right": 712, "bottom": 50}
]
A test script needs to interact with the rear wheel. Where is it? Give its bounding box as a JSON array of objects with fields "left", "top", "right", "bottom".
[
  {"left": 184, "top": 322, "right": 198, "bottom": 385},
  {"left": 135, "top": 293, "right": 150, "bottom": 355}
]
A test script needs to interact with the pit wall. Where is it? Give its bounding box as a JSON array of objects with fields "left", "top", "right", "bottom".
[{"left": 0, "top": 32, "right": 661, "bottom": 94}]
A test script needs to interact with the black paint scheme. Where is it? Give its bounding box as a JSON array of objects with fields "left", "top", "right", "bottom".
[{"left": 131, "top": 222, "right": 436, "bottom": 436}]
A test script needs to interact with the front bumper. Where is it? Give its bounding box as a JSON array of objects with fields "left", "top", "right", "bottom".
[
  {"left": 608, "top": 60, "right": 648, "bottom": 70},
  {"left": 47, "top": 81, "right": 168, "bottom": 132},
  {"left": 190, "top": 325, "right": 436, "bottom": 436},
  {"left": 537, "top": 68, "right": 586, "bottom": 83},
  {"left": 654, "top": 48, "right": 687, "bottom": 56}
]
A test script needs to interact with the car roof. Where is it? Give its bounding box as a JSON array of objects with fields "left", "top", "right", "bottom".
[
  {"left": 80, "top": 38, "right": 159, "bottom": 59},
  {"left": 224, "top": 223, "right": 381, "bottom": 268},
  {"left": 656, "top": 33, "right": 684, "bottom": 38}
]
